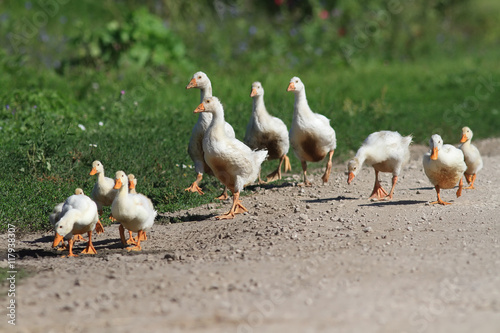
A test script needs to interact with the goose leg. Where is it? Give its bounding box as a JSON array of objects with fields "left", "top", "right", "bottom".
[
  {"left": 266, "top": 155, "right": 286, "bottom": 182},
  {"left": 284, "top": 155, "right": 292, "bottom": 173},
  {"left": 456, "top": 177, "right": 464, "bottom": 198},
  {"left": 257, "top": 168, "right": 266, "bottom": 184},
  {"left": 215, "top": 186, "right": 229, "bottom": 201},
  {"left": 430, "top": 185, "right": 452, "bottom": 205},
  {"left": 369, "top": 170, "right": 389, "bottom": 200},
  {"left": 127, "top": 230, "right": 144, "bottom": 252},
  {"left": 73, "top": 234, "right": 87, "bottom": 242},
  {"left": 119, "top": 224, "right": 128, "bottom": 246},
  {"left": 464, "top": 173, "right": 476, "bottom": 189},
  {"left": 321, "top": 150, "right": 335, "bottom": 183},
  {"left": 64, "top": 237, "right": 77, "bottom": 257},
  {"left": 81, "top": 231, "right": 97, "bottom": 255},
  {"left": 127, "top": 230, "right": 137, "bottom": 245},
  {"left": 299, "top": 161, "right": 312, "bottom": 187},
  {"left": 216, "top": 192, "right": 248, "bottom": 220},
  {"left": 387, "top": 175, "right": 398, "bottom": 200},
  {"left": 185, "top": 173, "right": 204, "bottom": 195},
  {"left": 95, "top": 219, "right": 105, "bottom": 234}
]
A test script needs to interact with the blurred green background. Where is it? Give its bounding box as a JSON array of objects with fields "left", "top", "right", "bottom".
[{"left": 1, "top": 0, "right": 499, "bottom": 231}]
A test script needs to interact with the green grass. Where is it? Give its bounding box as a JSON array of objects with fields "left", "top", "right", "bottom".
[{"left": 1, "top": 1, "right": 500, "bottom": 232}]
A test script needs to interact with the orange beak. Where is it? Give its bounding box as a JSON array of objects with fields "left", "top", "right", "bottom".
[
  {"left": 250, "top": 88, "right": 258, "bottom": 97},
  {"left": 287, "top": 82, "right": 295, "bottom": 92},
  {"left": 114, "top": 178, "right": 123, "bottom": 189},
  {"left": 186, "top": 78, "right": 197, "bottom": 89},
  {"left": 430, "top": 147, "right": 439, "bottom": 160},
  {"left": 89, "top": 167, "right": 97, "bottom": 176},
  {"left": 460, "top": 133, "right": 467, "bottom": 143},
  {"left": 347, "top": 172, "right": 355, "bottom": 185},
  {"left": 52, "top": 233, "right": 64, "bottom": 248},
  {"left": 194, "top": 103, "right": 205, "bottom": 113}
]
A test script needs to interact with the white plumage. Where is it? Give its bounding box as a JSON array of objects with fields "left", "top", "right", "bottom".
[{"left": 459, "top": 126, "right": 483, "bottom": 189}]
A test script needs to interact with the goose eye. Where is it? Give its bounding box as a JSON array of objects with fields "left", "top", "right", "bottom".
[{"left": 198, "top": 76, "right": 202, "bottom": 79}]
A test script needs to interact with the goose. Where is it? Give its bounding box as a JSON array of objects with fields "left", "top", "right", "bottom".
[
  {"left": 244, "top": 81, "right": 291, "bottom": 183},
  {"left": 287, "top": 77, "right": 336, "bottom": 186},
  {"left": 194, "top": 96, "right": 268, "bottom": 219},
  {"left": 459, "top": 126, "right": 483, "bottom": 189},
  {"left": 347, "top": 131, "right": 412, "bottom": 200},
  {"left": 52, "top": 191, "right": 99, "bottom": 257},
  {"left": 50, "top": 188, "right": 86, "bottom": 249},
  {"left": 423, "top": 134, "right": 466, "bottom": 205},
  {"left": 111, "top": 171, "right": 157, "bottom": 251},
  {"left": 126, "top": 174, "right": 152, "bottom": 244},
  {"left": 89, "top": 160, "right": 115, "bottom": 232},
  {"left": 185, "top": 71, "right": 235, "bottom": 200}
]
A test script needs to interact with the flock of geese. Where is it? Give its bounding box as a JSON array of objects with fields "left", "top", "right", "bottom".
[{"left": 49, "top": 71, "right": 483, "bottom": 257}]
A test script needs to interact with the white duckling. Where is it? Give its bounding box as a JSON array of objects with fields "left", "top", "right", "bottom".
[
  {"left": 194, "top": 96, "right": 268, "bottom": 219},
  {"left": 287, "top": 77, "right": 336, "bottom": 186},
  {"left": 244, "top": 81, "right": 291, "bottom": 183},
  {"left": 347, "top": 131, "right": 412, "bottom": 200},
  {"left": 423, "top": 134, "right": 466, "bottom": 205},
  {"left": 89, "top": 160, "right": 115, "bottom": 233},
  {"left": 52, "top": 191, "right": 99, "bottom": 257},
  {"left": 126, "top": 174, "right": 152, "bottom": 244},
  {"left": 111, "top": 171, "right": 157, "bottom": 251},
  {"left": 185, "top": 71, "right": 235, "bottom": 199},
  {"left": 50, "top": 188, "right": 86, "bottom": 248},
  {"left": 459, "top": 126, "right": 483, "bottom": 189}
]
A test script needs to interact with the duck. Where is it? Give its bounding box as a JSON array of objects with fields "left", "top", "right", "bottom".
[
  {"left": 287, "top": 77, "right": 336, "bottom": 186},
  {"left": 125, "top": 174, "right": 152, "bottom": 244},
  {"left": 459, "top": 126, "right": 483, "bottom": 189},
  {"left": 194, "top": 96, "right": 268, "bottom": 219},
  {"left": 423, "top": 134, "right": 466, "bottom": 205},
  {"left": 185, "top": 71, "right": 235, "bottom": 200},
  {"left": 347, "top": 131, "right": 412, "bottom": 200},
  {"left": 50, "top": 188, "right": 87, "bottom": 249},
  {"left": 244, "top": 81, "right": 291, "bottom": 183},
  {"left": 111, "top": 171, "right": 157, "bottom": 251},
  {"left": 89, "top": 160, "right": 115, "bottom": 232},
  {"left": 52, "top": 191, "right": 99, "bottom": 257}
]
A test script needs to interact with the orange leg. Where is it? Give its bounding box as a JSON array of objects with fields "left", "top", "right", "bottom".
[
  {"left": 369, "top": 170, "right": 389, "bottom": 200},
  {"left": 387, "top": 175, "right": 398, "bottom": 200},
  {"left": 119, "top": 224, "right": 128, "bottom": 246},
  {"left": 456, "top": 177, "right": 464, "bottom": 198},
  {"left": 215, "top": 186, "right": 229, "bottom": 201},
  {"left": 216, "top": 192, "right": 248, "bottom": 220},
  {"left": 185, "top": 173, "right": 204, "bottom": 195},
  {"left": 299, "top": 161, "right": 312, "bottom": 187},
  {"left": 127, "top": 230, "right": 137, "bottom": 245},
  {"left": 95, "top": 219, "right": 105, "bottom": 234},
  {"left": 127, "top": 230, "right": 145, "bottom": 252},
  {"left": 73, "top": 234, "right": 87, "bottom": 242},
  {"left": 430, "top": 185, "right": 452, "bottom": 205},
  {"left": 266, "top": 155, "right": 286, "bottom": 182},
  {"left": 283, "top": 155, "right": 291, "bottom": 173},
  {"left": 464, "top": 173, "right": 476, "bottom": 189},
  {"left": 63, "top": 237, "right": 77, "bottom": 257},
  {"left": 321, "top": 150, "right": 335, "bottom": 183},
  {"left": 80, "top": 231, "right": 97, "bottom": 255}
]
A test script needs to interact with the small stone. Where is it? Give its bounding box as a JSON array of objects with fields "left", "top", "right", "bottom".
[{"left": 363, "top": 227, "right": 373, "bottom": 233}]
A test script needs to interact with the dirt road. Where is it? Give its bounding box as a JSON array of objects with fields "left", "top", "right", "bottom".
[{"left": 2, "top": 140, "right": 499, "bottom": 333}]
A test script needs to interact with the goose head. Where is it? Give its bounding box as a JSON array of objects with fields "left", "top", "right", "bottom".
[
  {"left": 287, "top": 76, "right": 305, "bottom": 93},
  {"left": 186, "top": 71, "right": 210, "bottom": 90},
  {"left": 429, "top": 134, "right": 444, "bottom": 160},
  {"left": 194, "top": 96, "right": 223, "bottom": 114},
  {"left": 114, "top": 171, "right": 129, "bottom": 190},
  {"left": 75, "top": 188, "right": 84, "bottom": 195},
  {"left": 460, "top": 126, "right": 473, "bottom": 143},
  {"left": 250, "top": 81, "right": 264, "bottom": 98},
  {"left": 89, "top": 160, "right": 104, "bottom": 176},
  {"left": 128, "top": 174, "right": 137, "bottom": 191},
  {"left": 347, "top": 158, "right": 360, "bottom": 184}
]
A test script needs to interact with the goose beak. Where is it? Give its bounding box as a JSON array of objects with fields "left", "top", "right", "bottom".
[
  {"left": 114, "top": 178, "right": 123, "bottom": 189},
  {"left": 250, "top": 88, "right": 258, "bottom": 97},
  {"left": 430, "top": 147, "right": 439, "bottom": 160},
  {"left": 347, "top": 172, "right": 355, "bottom": 185},
  {"left": 194, "top": 103, "right": 205, "bottom": 113},
  {"left": 89, "top": 167, "right": 97, "bottom": 176},
  {"left": 186, "top": 78, "right": 197, "bottom": 89},
  {"left": 287, "top": 82, "right": 295, "bottom": 91},
  {"left": 460, "top": 133, "right": 467, "bottom": 143},
  {"left": 52, "top": 233, "right": 64, "bottom": 248}
]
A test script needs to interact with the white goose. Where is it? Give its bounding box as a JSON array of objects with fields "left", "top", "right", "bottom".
[
  {"left": 185, "top": 71, "right": 235, "bottom": 199},
  {"left": 194, "top": 96, "right": 268, "bottom": 219},
  {"left": 347, "top": 131, "right": 412, "bottom": 200},
  {"left": 459, "top": 126, "right": 483, "bottom": 189},
  {"left": 287, "top": 77, "right": 336, "bottom": 186},
  {"left": 111, "top": 171, "right": 157, "bottom": 251},
  {"left": 126, "top": 174, "right": 153, "bottom": 244},
  {"left": 244, "top": 81, "right": 291, "bottom": 183},
  {"left": 89, "top": 160, "right": 115, "bottom": 233},
  {"left": 50, "top": 188, "right": 86, "bottom": 248},
  {"left": 52, "top": 191, "right": 99, "bottom": 257},
  {"left": 423, "top": 134, "right": 466, "bottom": 205}
]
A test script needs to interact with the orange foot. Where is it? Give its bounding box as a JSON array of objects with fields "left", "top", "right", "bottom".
[
  {"left": 95, "top": 220, "right": 105, "bottom": 234},
  {"left": 430, "top": 199, "right": 452, "bottom": 205},
  {"left": 369, "top": 185, "right": 389, "bottom": 200},
  {"left": 81, "top": 243, "right": 97, "bottom": 254},
  {"left": 266, "top": 169, "right": 281, "bottom": 183},
  {"left": 215, "top": 189, "right": 229, "bottom": 201},
  {"left": 185, "top": 182, "right": 204, "bottom": 195},
  {"left": 298, "top": 180, "right": 312, "bottom": 187},
  {"left": 216, "top": 194, "right": 248, "bottom": 220},
  {"left": 73, "top": 234, "right": 87, "bottom": 242}
]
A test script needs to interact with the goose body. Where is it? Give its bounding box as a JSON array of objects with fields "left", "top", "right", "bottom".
[
  {"left": 194, "top": 96, "right": 268, "bottom": 219},
  {"left": 459, "top": 126, "right": 483, "bottom": 189},
  {"left": 347, "top": 131, "right": 412, "bottom": 200},
  {"left": 52, "top": 192, "right": 99, "bottom": 257},
  {"left": 89, "top": 160, "right": 115, "bottom": 233},
  {"left": 244, "top": 81, "right": 291, "bottom": 182},
  {"left": 423, "top": 134, "right": 466, "bottom": 205},
  {"left": 287, "top": 77, "right": 336, "bottom": 186},
  {"left": 185, "top": 71, "right": 235, "bottom": 198},
  {"left": 111, "top": 171, "right": 157, "bottom": 251},
  {"left": 50, "top": 188, "right": 86, "bottom": 247}
]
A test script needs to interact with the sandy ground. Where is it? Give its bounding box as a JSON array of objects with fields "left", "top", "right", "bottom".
[{"left": 1, "top": 139, "right": 499, "bottom": 333}]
